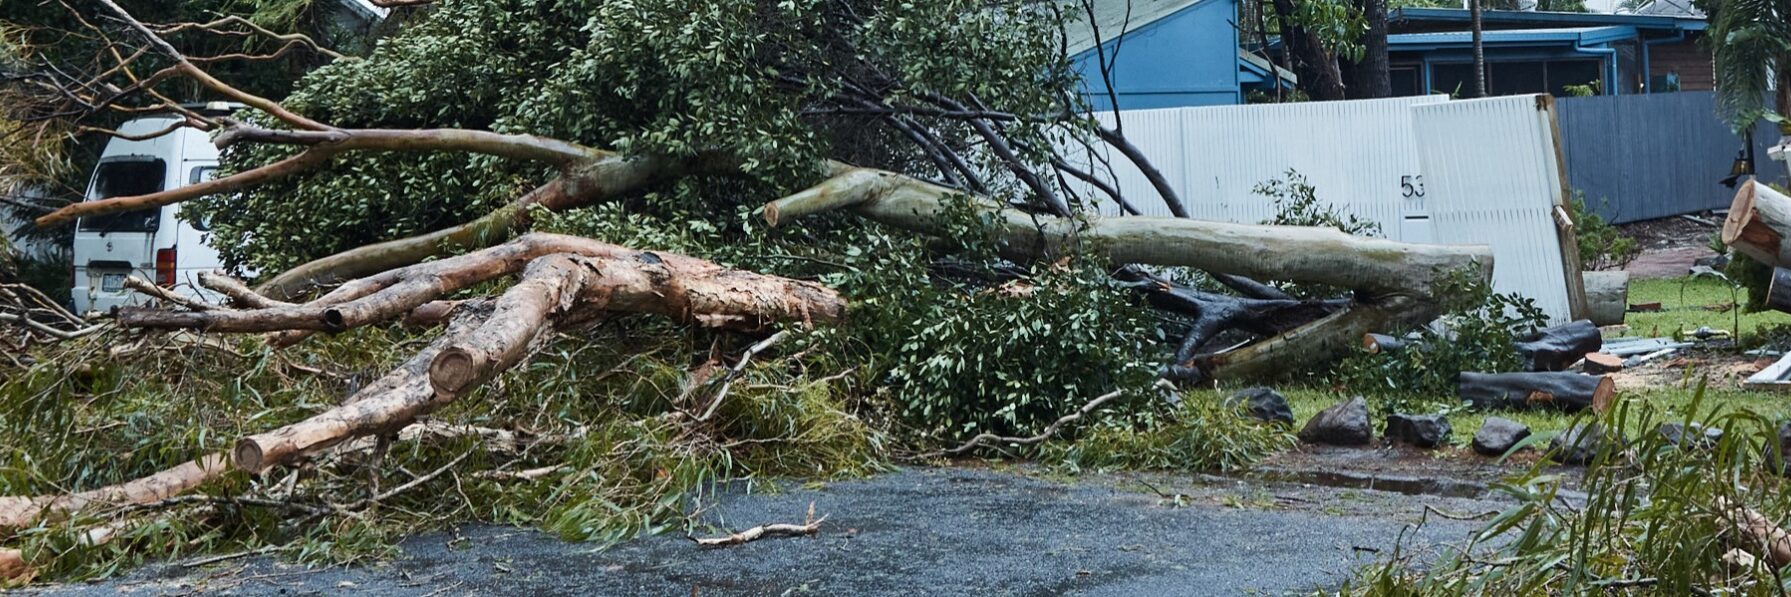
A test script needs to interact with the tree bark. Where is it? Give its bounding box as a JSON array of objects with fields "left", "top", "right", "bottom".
[
  {"left": 1348, "top": 0, "right": 1391, "bottom": 99},
  {"left": 1513, "top": 319, "right": 1603, "bottom": 372},
  {"left": 1581, "top": 270, "right": 1629, "bottom": 326},
  {"left": 1459, "top": 371, "right": 1616, "bottom": 413},
  {"left": 765, "top": 167, "right": 1494, "bottom": 380},
  {"left": 1769, "top": 267, "right": 1791, "bottom": 314},
  {"left": 1724, "top": 180, "right": 1791, "bottom": 267},
  {"left": 0, "top": 455, "right": 230, "bottom": 532},
  {"left": 1471, "top": 0, "right": 1487, "bottom": 98}
]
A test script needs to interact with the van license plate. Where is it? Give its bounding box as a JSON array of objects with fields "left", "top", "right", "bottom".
[{"left": 101, "top": 274, "right": 125, "bottom": 292}]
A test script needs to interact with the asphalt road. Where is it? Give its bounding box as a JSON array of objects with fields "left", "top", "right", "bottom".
[{"left": 29, "top": 466, "right": 1510, "bottom": 596}]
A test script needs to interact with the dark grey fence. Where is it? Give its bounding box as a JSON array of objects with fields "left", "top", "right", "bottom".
[{"left": 1555, "top": 90, "right": 1785, "bottom": 224}]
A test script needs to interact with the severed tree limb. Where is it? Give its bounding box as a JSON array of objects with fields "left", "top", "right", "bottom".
[
  {"left": 927, "top": 390, "right": 1124, "bottom": 457},
  {"left": 0, "top": 455, "right": 230, "bottom": 532},
  {"left": 691, "top": 502, "right": 825, "bottom": 547},
  {"left": 36, "top": 125, "right": 604, "bottom": 227},
  {"left": 763, "top": 167, "right": 1493, "bottom": 381},
  {"left": 256, "top": 153, "right": 738, "bottom": 300},
  {"left": 123, "top": 276, "right": 223, "bottom": 312},
  {"left": 198, "top": 271, "right": 292, "bottom": 309},
  {"left": 1717, "top": 496, "right": 1791, "bottom": 568}
]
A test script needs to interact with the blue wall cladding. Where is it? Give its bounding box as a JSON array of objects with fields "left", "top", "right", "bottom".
[
  {"left": 1555, "top": 90, "right": 1787, "bottom": 223},
  {"left": 1072, "top": 0, "right": 1243, "bottom": 111}
]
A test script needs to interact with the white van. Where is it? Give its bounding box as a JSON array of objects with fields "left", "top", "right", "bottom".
[{"left": 70, "top": 109, "right": 234, "bottom": 315}]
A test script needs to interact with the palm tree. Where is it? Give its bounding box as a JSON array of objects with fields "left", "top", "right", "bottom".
[
  {"left": 1706, "top": 0, "right": 1791, "bottom": 134},
  {"left": 1471, "top": 0, "right": 1487, "bottom": 97}
]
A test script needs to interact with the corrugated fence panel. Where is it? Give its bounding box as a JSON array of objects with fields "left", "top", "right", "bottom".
[
  {"left": 1413, "top": 95, "right": 1577, "bottom": 323},
  {"left": 1555, "top": 91, "right": 1767, "bottom": 223},
  {"left": 1083, "top": 95, "right": 1449, "bottom": 242}
]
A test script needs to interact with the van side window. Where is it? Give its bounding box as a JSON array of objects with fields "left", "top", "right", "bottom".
[
  {"left": 78, "top": 158, "right": 166, "bottom": 233},
  {"left": 188, "top": 166, "right": 218, "bottom": 231}
]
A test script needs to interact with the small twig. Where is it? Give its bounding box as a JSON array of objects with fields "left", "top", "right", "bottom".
[
  {"left": 925, "top": 390, "right": 1125, "bottom": 458},
  {"left": 124, "top": 276, "right": 226, "bottom": 312},
  {"left": 181, "top": 545, "right": 290, "bottom": 568},
  {"left": 697, "top": 331, "right": 789, "bottom": 422},
  {"left": 690, "top": 501, "right": 825, "bottom": 547}
]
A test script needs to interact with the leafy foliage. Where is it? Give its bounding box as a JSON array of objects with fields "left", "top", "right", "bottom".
[
  {"left": 1331, "top": 268, "right": 1547, "bottom": 413},
  {"left": 1255, "top": 169, "right": 1380, "bottom": 237},
  {"left": 1567, "top": 191, "right": 1638, "bottom": 271},
  {"left": 1046, "top": 395, "right": 1296, "bottom": 473},
  {"left": 188, "top": 0, "right": 1082, "bottom": 274},
  {"left": 1698, "top": 0, "right": 1790, "bottom": 131}
]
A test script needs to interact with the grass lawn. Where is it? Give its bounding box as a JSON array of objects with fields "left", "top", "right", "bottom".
[
  {"left": 1621, "top": 275, "right": 1791, "bottom": 341},
  {"left": 1255, "top": 275, "right": 1791, "bottom": 450}
]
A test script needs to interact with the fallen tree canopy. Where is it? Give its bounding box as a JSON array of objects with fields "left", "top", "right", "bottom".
[{"left": 1, "top": 0, "right": 1515, "bottom": 582}]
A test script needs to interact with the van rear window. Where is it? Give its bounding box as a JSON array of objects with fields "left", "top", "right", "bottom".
[{"left": 78, "top": 159, "right": 166, "bottom": 233}]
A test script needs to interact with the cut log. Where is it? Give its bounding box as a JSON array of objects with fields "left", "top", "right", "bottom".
[
  {"left": 1768, "top": 267, "right": 1791, "bottom": 314},
  {"left": 1458, "top": 371, "right": 1616, "bottom": 413},
  {"left": 1723, "top": 179, "right": 1791, "bottom": 267},
  {"left": 1582, "top": 352, "right": 1624, "bottom": 374},
  {"left": 1363, "top": 333, "right": 1408, "bottom": 354},
  {"left": 1513, "top": 320, "right": 1602, "bottom": 372},
  {"left": 1581, "top": 271, "right": 1629, "bottom": 326}
]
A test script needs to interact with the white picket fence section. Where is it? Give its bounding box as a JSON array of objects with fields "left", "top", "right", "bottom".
[
  {"left": 1065, "top": 93, "right": 1584, "bottom": 323},
  {"left": 1412, "top": 95, "right": 1585, "bottom": 323}
]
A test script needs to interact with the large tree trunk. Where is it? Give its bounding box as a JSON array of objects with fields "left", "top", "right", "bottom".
[
  {"left": 1723, "top": 180, "right": 1791, "bottom": 267},
  {"left": 1348, "top": 0, "right": 1391, "bottom": 99},
  {"left": 1459, "top": 371, "right": 1616, "bottom": 413}
]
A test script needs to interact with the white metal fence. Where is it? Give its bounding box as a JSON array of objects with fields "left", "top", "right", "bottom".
[{"left": 1065, "top": 93, "right": 1584, "bottom": 322}]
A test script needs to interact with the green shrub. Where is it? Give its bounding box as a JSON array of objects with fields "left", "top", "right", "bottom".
[
  {"left": 1045, "top": 395, "right": 1296, "bottom": 473},
  {"left": 1568, "top": 191, "right": 1638, "bottom": 271}
]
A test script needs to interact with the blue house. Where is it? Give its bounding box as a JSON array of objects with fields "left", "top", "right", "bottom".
[
  {"left": 1067, "top": 0, "right": 1295, "bottom": 111},
  {"left": 1386, "top": 8, "right": 1709, "bottom": 97}
]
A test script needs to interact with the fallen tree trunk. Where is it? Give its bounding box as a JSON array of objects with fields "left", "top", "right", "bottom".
[
  {"left": 762, "top": 166, "right": 1494, "bottom": 381},
  {"left": 1581, "top": 271, "right": 1628, "bottom": 326},
  {"left": 1724, "top": 179, "right": 1791, "bottom": 267},
  {"left": 1513, "top": 320, "right": 1602, "bottom": 372},
  {"left": 1458, "top": 371, "right": 1616, "bottom": 413}
]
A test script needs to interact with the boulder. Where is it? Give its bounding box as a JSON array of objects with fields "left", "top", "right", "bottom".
[
  {"left": 1385, "top": 413, "right": 1451, "bottom": 449},
  {"left": 1658, "top": 422, "right": 1723, "bottom": 450},
  {"left": 1769, "top": 422, "right": 1791, "bottom": 475},
  {"left": 1298, "top": 396, "right": 1372, "bottom": 446},
  {"left": 1472, "top": 417, "right": 1531, "bottom": 456},
  {"left": 1227, "top": 387, "right": 1294, "bottom": 426},
  {"left": 1549, "top": 422, "right": 1607, "bottom": 465}
]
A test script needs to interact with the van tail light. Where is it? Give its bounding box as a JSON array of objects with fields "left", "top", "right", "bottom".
[{"left": 155, "top": 248, "right": 177, "bottom": 287}]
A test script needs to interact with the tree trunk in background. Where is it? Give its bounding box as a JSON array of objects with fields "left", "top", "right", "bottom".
[
  {"left": 1471, "top": 0, "right": 1487, "bottom": 97},
  {"left": 1271, "top": 0, "right": 1348, "bottom": 101},
  {"left": 1348, "top": 0, "right": 1392, "bottom": 99}
]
